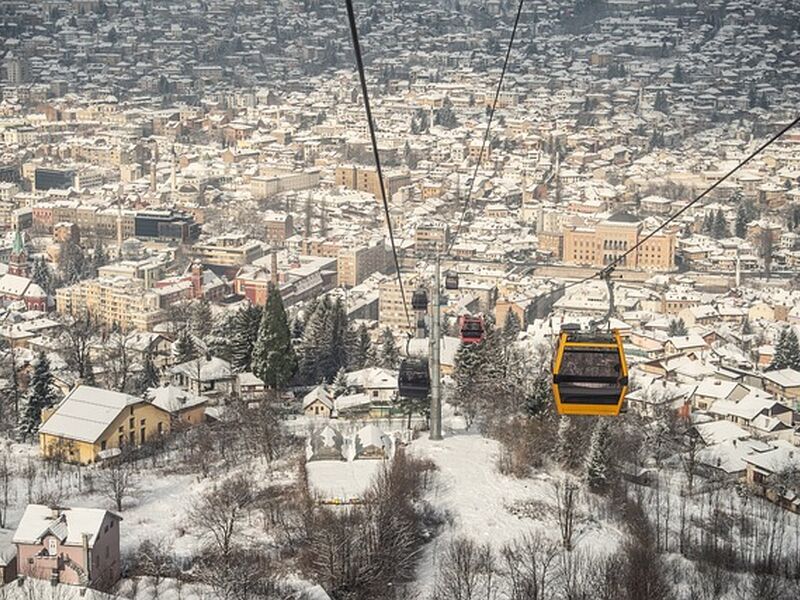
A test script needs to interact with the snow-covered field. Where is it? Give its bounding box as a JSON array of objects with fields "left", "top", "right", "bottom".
[
  {"left": 306, "top": 459, "right": 384, "bottom": 502},
  {"left": 409, "top": 430, "right": 626, "bottom": 593}
]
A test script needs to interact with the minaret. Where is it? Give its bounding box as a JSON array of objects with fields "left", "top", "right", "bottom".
[
  {"left": 271, "top": 251, "right": 278, "bottom": 286},
  {"left": 149, "top": 141, "right": 159, "bottom": 192},
  {"left": 170, "top": 145, "right": 177, "bottom": 195}
]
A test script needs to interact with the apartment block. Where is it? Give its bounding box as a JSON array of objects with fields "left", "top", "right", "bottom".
[{"left": 335, "top": 165, "right": 411, "bottom": 200}]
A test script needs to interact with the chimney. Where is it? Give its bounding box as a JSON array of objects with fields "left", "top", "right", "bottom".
[
  {"left": 50, "top": 506, "right": 61, "bottom": 519},
  {"left": 82, "top": 532, "right": 91, "bottom": 583}
]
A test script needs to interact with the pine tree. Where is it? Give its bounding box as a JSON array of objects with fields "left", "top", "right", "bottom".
[
  {"left": 190, "top": 298, "right": 213, "bottom": 340},
  {"left": 136, "top": 351, "right": 160, "bottom": 394},
  {"left": 251, "top": 284, "right": 297, "bottom": 393},
  {"left": 741, "top": 317, "right": 752, "bottom": 336},
  {"left": 503, "top": 310, "right": 521, "bottom": 344},
  {"left": 586, "top": 419, "right": 612, "bottom": 493},
  {"left": 735, "top": 204, "right": 748, "bottom": 238},
  {"left": 524, "top": 372, "right": 551, "bottom": 417},
  {"left": 328, "top": 298, "right": 348, "bottom": 375},
  {"left": 92, "top": 240, "right": 108, "bottom": 274},
  {"left": 712, "top": 208, "right": 728, "bottom": 239},
  {"left": 298, "top": 298, "right": 329, "bottom": 384},
  {"left": 668, "top": 318, "right": 688, "bottom": 337},
  {"left": 784, "top": 328, "right": 800, "bottom": 371},
  {"left": 350, "top": 324, "right": 372, "bottom": 369},
  {"left": 175, "top": 330, "right": 198, "bottom": 365},
  {"left": 32, "top": 257, "right": 54, "bottom": 296},
  {"left": 19, "top": 352, "right": 58, "bottom": 440},
  {"left": 331, "top": 367, "right": 348, "bottom": 398},
  {"left": 59, "top": 240, "right": 87, "bottom": 285},
  {"left": 702, "top": 211, "right": 714, "bottom": 235},
  {"left": 229, "top": 304, "right": 263, "bottom": 372},
  {"left": 673, "top": 63, "right": 684, "bottom": 83},
  {"left": 377, "top": 328, "right": 399, "bottom": 370}
]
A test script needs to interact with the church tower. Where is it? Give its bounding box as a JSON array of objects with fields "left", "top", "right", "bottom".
[{"left": 8, "top": 230, "right": 28, "bottom": 277}]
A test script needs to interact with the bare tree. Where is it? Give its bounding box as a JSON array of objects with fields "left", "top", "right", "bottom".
[
  {"left": 189, "top": 474, "right": 254, "bottom": 558},
  {"left": 0, "top": 451, "right": 12, "bottom": 527},
  {"left": 434, "top": 537, "right": 496, "bottom": 600},
  {"left": 499, "top": 532, "right": 559, "bottom": 600},
  {"left": 553, "top": 477, "right": 581, "bottom": 551},
  {"left": 62, "top": 312, "right": 97, "bottom": 381},
  {"left": 99, "top": 458, "right": 132, "bottom": 511},
  {"left": 105, "top": 333, "right": 133, "bottom": 392}
]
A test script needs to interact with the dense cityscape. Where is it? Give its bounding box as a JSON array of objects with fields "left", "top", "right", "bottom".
[{"left": 0, "top": 0, "right": 800, "bottom": 598}]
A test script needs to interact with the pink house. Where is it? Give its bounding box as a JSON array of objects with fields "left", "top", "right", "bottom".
[{"left": 13, "top": 505, "right": 122, "bottom": 589}]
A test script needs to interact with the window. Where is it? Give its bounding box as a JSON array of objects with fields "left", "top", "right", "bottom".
[
  {"left": 129, "top": 417, "right": 134, "bottom": 429},
  {"left": 140, "top": 418, "right": 146, "bottom": 425},
  {"left": 48, "top": 538, "right": 57, "bottom": 556},
  {"left": 118, "top": 435, "right": 124, "bottom": 446},
  {"left": 101, "top": 441, "right": 106, "bottom": 451},
  {"left": 140, "top": 428, "right": 146, "bottom": 444},
  {"left": 157, "top": 422, "right": 163, "bottom": 435},
  {"left": 118, "top": 426, "right": 123, "bottom": 433},
  {"left": 129, "top": 432, "right": 135, "bottom": 445}
]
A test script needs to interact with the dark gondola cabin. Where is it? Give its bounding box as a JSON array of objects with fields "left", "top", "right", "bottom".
[
  {"left": 411, "top": 288, "right": 429, "bottom": 311},
  {"left": 445, "top": 271, "right": 459, "bottom": 290},
  {"left": 398, "top": 358, "right": 430, "bottom": 399},
  {"left": 552, "top": 328, "right": 628, "bottom": 416},
  {"left": 459, "top": 315, "right": 485, "bottom": 344}
]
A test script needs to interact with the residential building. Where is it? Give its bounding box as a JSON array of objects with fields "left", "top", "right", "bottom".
[
  {"left": 264, "top": 211, "right": 294, "bottom": 246},
  {"left": 415, "top": 223, "right": 449, "bottom": 256},
  {"left": 13, "top": 505, "right": 122, "bottom": 588},
  {"left": 39, "top": 385, "right": 171, "bottom": 464},
  {"left": 190, "top": 233, "right": 265, "bottom": 272},
  {"left": 337, "top": 240, "right": 387, "bottom": 287}
]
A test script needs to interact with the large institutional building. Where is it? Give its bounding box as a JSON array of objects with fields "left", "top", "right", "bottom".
[{"left": 562, "top": 212, "right": 676, "bottom": 271}]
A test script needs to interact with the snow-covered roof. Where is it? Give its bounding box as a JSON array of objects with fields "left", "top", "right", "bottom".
[
  {"left": 743, "top": 440, "right": 800, "bottom": 474},
  {"left": 353, "top": 424, "right": 391, "bottom": 457},
  {"left": 694, "top": 378, "right": 742, "bottom": 400},
  {"left": 170, "top": 356, "right": 233, "bottom": 382},
  {"left": 667, "top": 333, "right": 707, "bottom": 350},
  {"left": 12, "top": 504, "right": 120, "bottom": 548},
  {"left": 147, "top": 384, "right": 207, "bottom": 413},
  {"left": 303, "top": 385, "right": 333, "bottom": 410},
  {"left": 694, "top": 420, "right": 750, "bottom": 445},
  {"left": 763, "top": 368, "right": 800, "bottom": 389},
  {"left": 39, "top": 385, "right": 145, "bottom": 443},
  {"left": 346, "top": 367, "right": 398, "bottom": 390}
]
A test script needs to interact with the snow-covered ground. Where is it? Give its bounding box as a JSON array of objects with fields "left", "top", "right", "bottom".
[
  {"left": 306, "top": 459, "right": 384, "bottom": 502},
  {"left": 409, "top": 430, "right": 626, "bottom": 593}
]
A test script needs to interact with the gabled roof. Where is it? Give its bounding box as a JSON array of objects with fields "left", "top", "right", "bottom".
[
  {"left": 147, "top": 384, "right": 207, "bottom": 413},
  {"left": 346, "top": 367, "right": 398, "bottom": 390},
  {"left": 763, "top": 368, "right": 800, "bottom": 389},
  {"left": 13, "top": 504, "right": 120, "bottom": 548},
  {"left": 170, "top": 356, "right": 232, "bottom": 382},
  {"left": 39, "top": 385, "right": 150, "bottom": 443},
  {"left": 303, "top": 385, "right": 332, "bottom": 410}
]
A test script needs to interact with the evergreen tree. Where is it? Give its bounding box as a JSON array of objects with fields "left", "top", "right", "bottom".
[
  {"left": 331, "top": 367, "right": 348, "bottom": 398},
  {"left": 673, "top": 63, "right": 684, "bottom": 83},
  {"left": 229, "top": 304, "right": 263, "bottom": 372},
  {"left": 19, "top": 352, "right": 58, "bottom": 440},
  {"left": 328, "top": 298, "right": 348, "bottom": 374},
  {"left": 83, "top": 353, "right": 96, "bottom": 387},
  {"left": 653, "top": 90, "right": 669, "bottom": 113},
  {"left": 137, "top": 350, "right": 160, "bottom": 394},
  {"left": 503, "top": 310, "right": 521, "bottom": 344},
  {"left": 434, "top": 96, "right": 458, "bottom": 129},
  {"left": 58, "top": 240, "right": 88, "bottom": 285},
  {"left": 377, "top": 328, "right": 399, "bottom": 370},
  {"left": 784, "top": 328, "right": 800, "bottom": 371},
  {"left": 298, "top": 298, "right": 329, "bottom": 383},
  {"left": 741, "top": 317, "right": 752, "bottom": 336},
  {"left": 251, "top": 284, "right": 297, "bottom": 393},
  {"left": 586, "top": 419, "right": 612, "bottom": 493},
  {"left": 350, "top": 323, "right": 372, "bottom": 369},
  {"left": 32, "top": 257, "right": 55, "bottom": 296},
  {"left": 290, "top": 315, "right": 305, "bottom": 340},
  {"left": 524, "top": 372, "right": 551, "bottom": 418},
  {"left": 702, "top": 211, "right": 714, "bottom": 235},
  {"left": 175, "top": 330, "right": 198, "bottom": 364},
  {"left": 735, "top": 204, "right": 748, "bottom": 238},
  {"left": 92, "top": 240, "right": 109, "bottom": 274},
  {"left": 189, "top": 298, "right": 213, "bottom": 340},
  {"left": 668, "top": 318, "right": 688, "bottom": 337},
  {"left": 712, "top": 208, "right": 728, "bottom": 239}
]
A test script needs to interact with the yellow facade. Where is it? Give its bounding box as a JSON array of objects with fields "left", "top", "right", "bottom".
[{"left": 40, "top": 401, "right": 171, "bottom": 465}]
